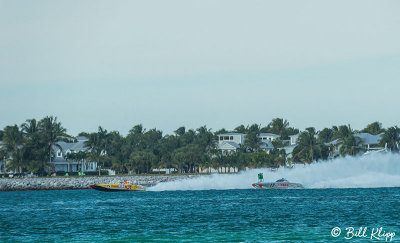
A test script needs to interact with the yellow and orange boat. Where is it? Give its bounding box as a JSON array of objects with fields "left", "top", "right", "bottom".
[{"left": 90, "top": 180, "right": 147, "bottom": 192}]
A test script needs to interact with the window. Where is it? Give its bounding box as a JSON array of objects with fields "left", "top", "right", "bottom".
[
  {"left": 57, "top": 151, "right": 62, "bottom": 157},
  {"left": 230, "top": 136, "right": 233, "bottom": 140},
  {"left": 224, "top": 136, "right": 229, "bottom": 140}
]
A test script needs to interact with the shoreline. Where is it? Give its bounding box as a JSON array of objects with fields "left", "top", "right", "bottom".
[{"left": 0, "top": 174, "right": 196, "bottom": 192}]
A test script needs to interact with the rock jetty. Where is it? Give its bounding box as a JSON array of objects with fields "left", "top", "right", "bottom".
[{"left": 0, "top": 175, "right": 194, "bottom": 191}]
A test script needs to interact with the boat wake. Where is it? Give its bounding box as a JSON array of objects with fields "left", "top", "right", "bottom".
[{"left": 148, "top": 152, "right": 400, "bottom": 191}]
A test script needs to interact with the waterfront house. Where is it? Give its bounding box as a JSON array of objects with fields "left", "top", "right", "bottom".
[
  {"left": 216, "top": 132, "right": 280, "bottom": 154},
  {"left": 325, "top": 133, "right": 384, "bottom": 158},
  {"left": 51, "top": 136, "right": 98, "bottom": 172},
  {"left": 354, "top": 133, "right": 383, "bottom": 150},
  {"left": 259, "top": 140, "right": 274, "bottom": 153},
  {"left": 259, "top": 133, "right": 280, "bottom": 142},
  {"left": 217, "top": 133, "right": 245, "bottom": 154}
]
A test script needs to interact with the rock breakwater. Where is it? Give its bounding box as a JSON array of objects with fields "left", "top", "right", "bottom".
[{"left": 0, "top": 175, "right": 194, "bottom": 191}]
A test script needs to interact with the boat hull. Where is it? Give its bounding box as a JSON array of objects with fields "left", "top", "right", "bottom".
[
  {"left": 252, "top": 182, "right": 303, "bottom": 189},
  {"left": 90, "top": 184, "right": 147, "bottom": 192}
]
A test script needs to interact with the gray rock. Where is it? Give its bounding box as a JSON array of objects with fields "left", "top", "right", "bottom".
[{"left": 0, "top": 174, "right": 194, "bottom": 191}]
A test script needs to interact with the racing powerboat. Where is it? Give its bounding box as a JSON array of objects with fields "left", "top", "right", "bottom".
[
  {"left": 252, "top": 173, "right": 303, "bottom": 189},
  {"left": 90, "top": 180, "right": 147, "bottom": 192}
]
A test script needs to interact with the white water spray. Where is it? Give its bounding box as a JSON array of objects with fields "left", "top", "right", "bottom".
[{"left": 149, "top": 152, "right": 400, "bottom": 191}]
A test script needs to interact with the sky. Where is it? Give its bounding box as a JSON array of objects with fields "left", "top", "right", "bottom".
[{"left": 1, "top": 0, "right": 400, "bottom": 136}]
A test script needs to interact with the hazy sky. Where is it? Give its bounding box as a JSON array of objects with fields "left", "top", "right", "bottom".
[{"left": 1, "top": 1, "right": 400, "bottom": 136}]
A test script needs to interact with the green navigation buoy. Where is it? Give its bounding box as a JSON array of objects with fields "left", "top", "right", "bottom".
[{"left": 258, "top": 173, "right": 263, "bottom": 182}]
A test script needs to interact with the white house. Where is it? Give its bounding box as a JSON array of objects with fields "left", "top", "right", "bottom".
[
  {"left": 258, "top": 133, "right": 279, "bottom": 153},
  {"left": 259, "top": 133, "right": 280, "bottom": 142},
  {"left": 51, "top": 136, "right": 98, "bottom": 172},
  {"left": 218, "top": 133, "right": 245, "bottom": 145},
  {"left": 325, "top": 133, "right": 384, "bottom": 158},
  {"left": 289, "top": 134, "right": 299, "bottom": 145},
  {"left": 217, "top": 133, "right": 245, "bottom": 154},
  {"left": 354, "top": 133, "right": 383, "bottom": 150},
  {"left": 259, "top": 140, "right": 274, "bottom": 153},
  {"left": 217, "top": 132, "right": 279, "bottom": 154}
]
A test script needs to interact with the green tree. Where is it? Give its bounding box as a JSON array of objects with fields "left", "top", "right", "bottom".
[
  {"left": 380, "top": 126, "right": 400, "bottom": 151},
  {"left": 85, "top": 126, "right": 112, "bottom": 168},
  {"left": 361, "top": 122, "right": 385, "bottom": 135},
  {"left": 21, "top": 119, "right": 50, "bottom": 175},
  {"left": 339, "top": 135, "right": 361, "bottom": 156},
  {"left": 333, "top": 125, "right": 361, "bottom": 156},
  {"left": 3, "top": 125, "right": 23, "bottom": 153},
  {"left": 268, "top": 118, "right": 289, "bottom": 139},
  {"left": 244, "top": 124, "right": 261, "bottom": 152},
  {"left": 194, "top": 125, "right": 214, "bottom": 152},
  {"left": 38, "top": 116, "right": 67, "bottom": 167},
  {"left": 172, "top": 144, "right": 203, "bottom": 173},
  {"left": 234, "top": 125, "right": 247, "bottom": 134},
  {"left": 174, "top": 126, "right": 185, "bottom": 136},
  {"left": 318, "top": 128, "right": 334, "bottom": 143},
  {"left": 129, "top": 150, "right": 157, "bottom": 174},
  {"left": 3, "top": 125, "right": 29, "bottom": 173},
  {"left": 292, "top": 127, "right": 328, "bottom": 163}
]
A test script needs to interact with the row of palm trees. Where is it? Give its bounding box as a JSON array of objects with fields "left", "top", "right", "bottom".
[
  {"left": 0, "top": 116, "right": 66, "bottom": 175},
  {"left": 1, "top": 118, "right": 399, "bottom": 175},
  {"left": 292, "top": 123, "right": 400, "bottom": 163}
]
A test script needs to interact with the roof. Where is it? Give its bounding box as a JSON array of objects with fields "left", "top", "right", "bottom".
[
  {"left": 51, "top": 138, "right": 89, "bottom": 153},
  {"left": 218, "top": 133, "right": 244, "bottom": 136},
  {"left": 260, "top": 140, "right": 274, "bottom": 149},
  {"left": 325, "top": 139, "right": 339, "bottom": 146},
  {"left": 218, "top": 141, "right": 240, "bottom": 149},
  {"left": 354, "top": 133, "right": 383, "bottom": 145},
  {"left": 259, "top": 133, "right": 280, "bottom": 137},
  {"left": 323, "top": 133, "right": 383, "bottom": 146},
  {"left": 76, "top": 136, "right": 88, "bottom": 141}
]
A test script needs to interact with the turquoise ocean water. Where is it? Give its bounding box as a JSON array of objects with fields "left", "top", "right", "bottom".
[{"left": 1, "top": 188, "right": 399, "bottom": 242}]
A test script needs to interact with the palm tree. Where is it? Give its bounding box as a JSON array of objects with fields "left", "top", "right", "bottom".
[
  {"left": 195, "top": 125, "right": 214, "bottom": 152},
  {"left": 339, "top": 135, "right": 361, "bottom": 156},
  {"left": 3, "top": 125, "right": 23, "bottom": 153},
  {"left": 38, "top": 116, "right": 67, "bottom": 166},
  {"left": 234, "top": 125, "right": 247, "bottom": 134},
  {"left": 244, "top": 124, "right": 261, "bottom": 152},
  {"left": 334, "top": 125, "right": 361, "bottom": 156},
  {"left": 297, "top": 127, "right": 316, "bottom": 161},
  {"left": 361, "top": 122, "right": 385, "bottom": 135},
  {"left": 130, "top": 150, "right": 157, "bottom": 174},
  {"left": 21, "top": 119, "right": 38, "bottom": 136},
  {"left": 6, "top": 149, "right": 24, "bottom": 173},
  {"left": 380, "top": 126, "right": 400, "bottom": 151},
  {"left": 269, "top": 118, "right": 290, "bottom": 138},
  {"left": 292, "top": 127, "right": 329, "bottom": 163},
  {"left": 2, "top": 125, "right": 26, "bottom": 173},
  {"left": 84, "top": 126, "right": 112, "bottom": 169}
]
